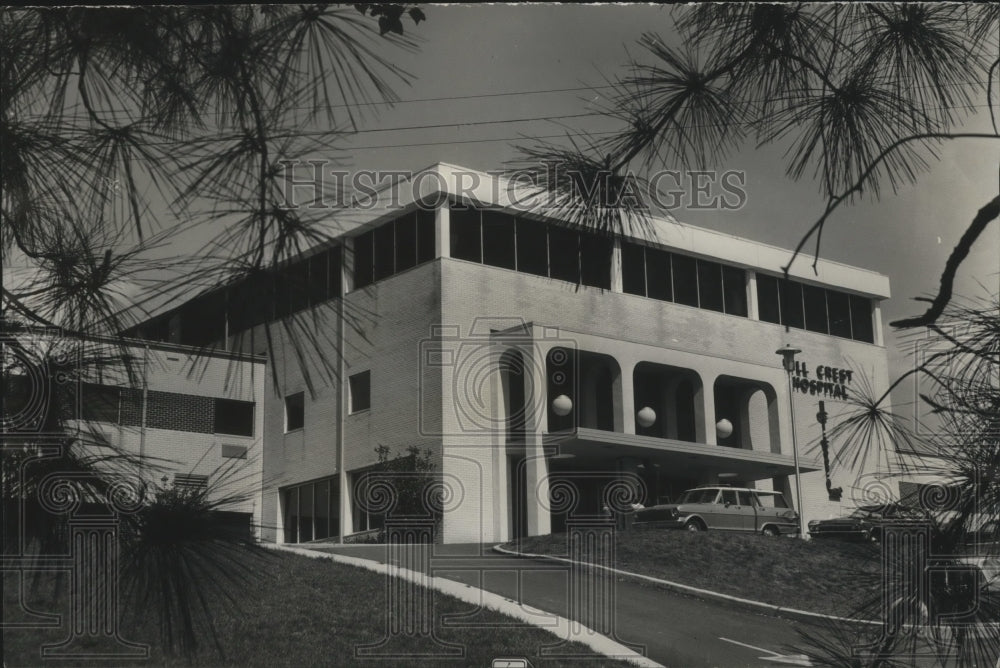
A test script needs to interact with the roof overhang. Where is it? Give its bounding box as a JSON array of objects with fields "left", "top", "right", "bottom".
[{"left": 539, "top": 427, "right": 822, "bottom": 481}]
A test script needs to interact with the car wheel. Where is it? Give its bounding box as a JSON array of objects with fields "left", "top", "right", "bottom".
[
  {"left": 685, "top": 519, "right": 705, "bottom": 532},
  {"left": 762, "top": 525, "right": 780, "bottom": 537}
]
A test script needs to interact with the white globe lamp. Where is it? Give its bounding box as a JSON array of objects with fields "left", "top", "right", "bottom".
[
  {"left": 552, "top": 394, "right": 573, "bottom": 416},
  {"left": 716, "top": 418, "right": 733, "bottom": 439},
  {"left": 636, "top": 407, "right": 657, "bottom": 428}
]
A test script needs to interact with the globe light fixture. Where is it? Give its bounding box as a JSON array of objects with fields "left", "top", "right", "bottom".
[
  {"left": 551, "top": 394, "right": 573, "bottom": 416},
  {"left": 636, "top": 406, "right": 656, "bottom": 428},
  {"left": 715, "top": 418, "right": 733, "bottom": 439}
]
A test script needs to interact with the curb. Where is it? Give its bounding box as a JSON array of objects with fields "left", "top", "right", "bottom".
[
  {"left": 492, "top": 543, "right": 881, "bottom": 628},
  {"left": 267, "top": 544, "right": 664, "bottom": 668}
]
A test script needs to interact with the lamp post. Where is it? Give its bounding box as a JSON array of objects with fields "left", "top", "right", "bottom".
[{"left": 776, "top": 344, "right": 807, "bottom": 540}]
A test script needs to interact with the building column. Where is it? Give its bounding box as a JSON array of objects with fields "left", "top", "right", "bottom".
[
  {"left": 746, "top": 270, "right": 759, "bottom": 320},
  {"left": 873, "top": 302, "right": 885, "bottom": 347},
  {"left": 435, "top": 200, "right": 450, "bottom": 259},
  {"left": 620, "top": 360, "right": 635, "bottom": 434},
  {"left": 697, "top": 371, "right": 717, "bottom": 445},
  {"left": 524, "top": 434, "right": 551, "bottom": 537},
  {"left": 611, "top": 238, "right": 623, "bottom": 293}
]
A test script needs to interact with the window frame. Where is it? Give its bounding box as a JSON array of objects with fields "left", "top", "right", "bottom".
[
  {"left": 284, "top": 391, "right": 305, "bottom": 433},
  {"left": 349, "top": 370, "right": 371, "bottom": 414}
]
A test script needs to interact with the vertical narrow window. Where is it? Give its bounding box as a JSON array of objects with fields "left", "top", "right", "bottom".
[
  {"left": 780, "top": 280, "right": 805, "bottom": 329},
  {"left": 722, "top": 266, "right": 748, "bottom": 317},
  {"left": 803, "top": 284, "right": 829, "bottom": 333},
  {"left": 515, "top": 217, "right": 548, "bottom": 276},
  {"left": 621, "top": 241, "right": 646, "bottom": 296},
  {"left": 394, "top": 213, "right": 418, "bottom": 272},
  {"left": 284, "top": 487, "right": 299, "bottom": 543},
  {"left": 373, "top": 221, "right": 395, "bottom": 281},
  {"left": 353, "top": 231, "right": 374, "bottom": 288},
  {"left": 416, "top": 209, "right": 435, "bottom": 264},
  {"left": 287, "top": 259, "right": 310, "bottom": 314},
  {"left": 285, "top": 392, "right": 304, "bottom": 432},
  {"left": 349, "top": 371, "right": 371, "bottom": 413},
  {"left": 449, "top": 207, "right": 482, "bottom": 262},
  {"left": 756, "top": 274, "right": 781, "bottom": 324},
  {"left": 850, "top": 295, "right": 874, "bottom": 343},
  {"left": 315, "top": 481, "right": 330, "bottom": 540},
  {"left": 299, "top": 484, "right": 314, "bottom": 542},
  {"left": 308, "top": 251, "right": 330, "bottom": 305},
  {"left": 672, "top": 254, "right": 699, "bottom": 307},
  {"left": 827, "top": 290, "right": 852, "bottom": 338},
  {"left": 697, "top": 260, "right": 724, "bottom": 312},
  {"left": 645, "top": 247, "right": 673, "bottom": 302},
  {"left": 327, "top": 247, "right": 342, "bottom": 298},
  {"left": 579, "top": 232, "right": 612, "bottom": 289},
  {"left": 482, "top": 211, "right": 517, "bottom": 270},
  {"left": 548, "top": 226, "right": 580, "bottom": 283}
]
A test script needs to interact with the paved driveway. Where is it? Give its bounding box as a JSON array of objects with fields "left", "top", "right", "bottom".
[{"left": 310, "top": 542, "right": 827, "bottom": 667}]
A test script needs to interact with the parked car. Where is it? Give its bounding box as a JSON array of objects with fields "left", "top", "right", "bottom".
[
  {"left": 631, "top": 486, "right": 799, "bottom": 536},
  {"left": 807, "top": 503, "right": 934, "bottom": 543}
]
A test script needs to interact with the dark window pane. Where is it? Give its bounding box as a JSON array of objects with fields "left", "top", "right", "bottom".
[
  {"left": 515, "top": 217, "right": 547, "bottom": 276},
  {"left": 646, "top": 247, "right": 673, "bottom": 302},
  {"left": 350, "top": 371, "right": 371, "bottom": 413},
  {"left": 580, "top": 233, "right": 612, "bottom": 289},
  {"left": 449, "top": 207, "right": 481, "bottom": 262},
  {"left": 273, "top": 269, "right": 290, "bottom": 320},
  {"left": 416, "top": 209, "right": 435, "bottom": 264},
  {"left": 81, "top": 383, "right": 120, "bottom": 423},
  {"left": 621, "top": 241, "right": 646, "bottom": 296},
  {"left": 482, "top": 211, "right": 516, "bottom": 270},
  {"left": 373, "top": 222, "right": 395, "bottom": 281},
  {"left": 850, "top": 295, "right": 874, "bottom": 343},
  {"left": 327, "top": 248, "right": 342, "bottom": 298},
  {"left": 697, "top": 260, "right": 724, "bottom": 312},
  {"left": 308, "top": 252, "right": 329, "bottom": 305},
  {"left": 286, "top": 259, "right": 310, "bottom": 314},
  {"left": 548, "top": 226, "right": 580, "bottom": 283},
  {"left": 780, "top": 280, "right": 804, "bottom": 329},
  {"left": 299, "top": 484, "right": 313, "bottom": 542},
  {"left": 285, "top": 392, "right": 304, "bottom": 432},
  {"left": 394, "top": 213, "right": 418, "bottom": 272},
  {"left": 757, "top": 274, "right": 781, "bottom": 324},
  {"left": 353, "top": 231, "right": 374, "bottom": 288},
  {"left": 214, "top": 398, "right": 254, "bottom": 436},
  {"left": 672, "top": 254, "right": 699, "bottom": 307},
  {"left": 803, "top": 284, "right": 829, "bottom": 333},
  {"left": 722, "top": 266, "right": 748, "bottom": 316},
  {"left": 315, "top": 481, "right": 330, "bottom": 540},
  {"left": 827, "top": 290, "right": 852, "bottom": 338},
  {"left": 179, "top": 292, "right": 227, "bottom": 346}
]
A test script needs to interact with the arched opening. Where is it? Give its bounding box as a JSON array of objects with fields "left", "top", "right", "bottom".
[{"left": 632, "top": 362, "right": 701, "bottom": 441}]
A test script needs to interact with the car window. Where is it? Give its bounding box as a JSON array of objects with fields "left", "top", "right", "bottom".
[
  {"left": 681, "top": 489, "right": 718, "bottom": 504},
  {"left": 756, "top": 493, "right": 790, "bottom": 509},
  {"left": 738, "top": 491, "right": 754, "bottom": 506},
  {"left": 721, "top": 490, "right": 737, "bottom": 505}
]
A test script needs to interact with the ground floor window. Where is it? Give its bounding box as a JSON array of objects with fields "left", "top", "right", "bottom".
[
  {"left": 282, "top": 477, "right": 339, "bottom": 543},
  {"left": 351, "top": 470, "right": 386, "bottom": 533}
]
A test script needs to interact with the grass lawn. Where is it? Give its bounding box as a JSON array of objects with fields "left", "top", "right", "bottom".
[
  {"left": 3, "top": 550, "right": 635, "bottom": 667},
  {"left": 504, "top": 528, "right": 882, "bottom": 618}
]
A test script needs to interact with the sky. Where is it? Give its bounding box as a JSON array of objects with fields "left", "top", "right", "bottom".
[
  {"left": 6, "top": 4, "right": 999, "bottom": 403},
  {"left": 326, "top": 4, "right": 1000, "bottom": 395}
]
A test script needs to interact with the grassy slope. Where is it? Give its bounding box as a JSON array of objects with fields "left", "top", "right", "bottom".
[
  {"left": 506, "top": 529, "right": 882, "bottom": 618},
  {"left": 3, "top": 551, "right": 634, "bottom": 667}
]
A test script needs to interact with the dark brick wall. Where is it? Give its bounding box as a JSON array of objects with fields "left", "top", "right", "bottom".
[{"left": 145, "top": 390, "right": 214, "bottom": 433}]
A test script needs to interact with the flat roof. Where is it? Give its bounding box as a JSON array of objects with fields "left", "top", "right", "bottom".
[{"left": 320, "top": 162, "right": 891, "bottom": 299}]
